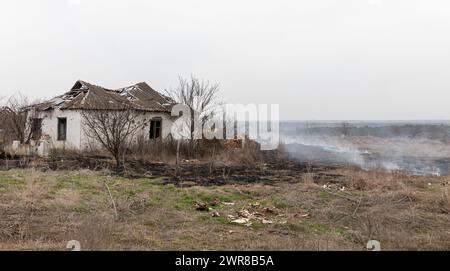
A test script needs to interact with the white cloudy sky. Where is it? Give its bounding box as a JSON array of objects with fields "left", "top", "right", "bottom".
[{"left": 1, "top": 0, "right": 450, "bottom": 120}]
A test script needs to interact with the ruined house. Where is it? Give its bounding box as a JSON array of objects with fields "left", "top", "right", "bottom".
[{"left": 26, "top": 80, "right": 175, "bottom": 152}]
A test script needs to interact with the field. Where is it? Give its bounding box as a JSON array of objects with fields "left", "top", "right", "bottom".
[{"left": 0, "top": 163, "right": 449, "bottom": 251}]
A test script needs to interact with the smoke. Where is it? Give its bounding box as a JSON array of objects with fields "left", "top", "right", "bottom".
[{"left": 280, "top": 122, "right": 450, "bottom": 176}]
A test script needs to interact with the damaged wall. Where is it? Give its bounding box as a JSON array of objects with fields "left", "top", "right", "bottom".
[{"left": 33, "top": 108, "right": 174, "bottom": 153}]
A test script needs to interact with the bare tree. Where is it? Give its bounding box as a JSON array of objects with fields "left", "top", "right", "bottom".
[
  {"left": 81, "top": 107, "right": 145, "bottom": 172},
  {"left": 0, "top": 93, "right": 41, "bottom": 144},
  {"left": 165, "top": 75, "right": 220, "bottom": 148}
]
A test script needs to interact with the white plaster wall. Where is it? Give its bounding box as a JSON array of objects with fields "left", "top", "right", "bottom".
[
  {"left": 135, "top": 111, "right": 174, "bottom": 140},
  {"left": 39, "top": 108, "right": 83, "bottom": 150},
  {"left": 39, "top": 109, "right": 174, "bottom": 151}
]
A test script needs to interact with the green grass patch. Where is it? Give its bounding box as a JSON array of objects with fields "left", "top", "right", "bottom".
[
  {"left": 72, "top": 204, "right": 91, "bottom": 213},
  {"left": 0, "top": 174, "right": 25, "bottom": 188},
  {"left": 197, "top": 214, "right": 229, "bottom": 225},
  {"left": 271, "top": 198, "right": 292, "bottom": 209},
  {"left": 301, "top": 221, "right": 331, "bottom": 234}
]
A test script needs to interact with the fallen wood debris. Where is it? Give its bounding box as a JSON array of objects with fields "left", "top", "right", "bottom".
[
  {"left": 195, "top": 202, "right": 209, "bottom": 211},
  {"left": 211, "top": 211, "right": 220, "bottom": 217}
]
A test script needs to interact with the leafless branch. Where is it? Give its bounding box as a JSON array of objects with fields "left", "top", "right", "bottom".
[
  {"left": 0, "top": 93, "right": 42, "bottom": 144},
  {"left": 81, "top": 104, "right": 145, "bottom": 172},
  {"left": 165, "top": 75, "right": 220, "bottom": 149}
]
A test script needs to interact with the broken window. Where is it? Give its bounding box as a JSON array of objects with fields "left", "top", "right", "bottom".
[
  {"left": 30, "top": 118, "right": 42, "bottom": 140},
  {"left": 57, "top": 117, "right": 67, "bottom": 141},
  {"left": 149, "top": 118, "right": 162, "bottom": 139}
]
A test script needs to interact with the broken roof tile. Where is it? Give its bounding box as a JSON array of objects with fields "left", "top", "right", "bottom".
[{"left": 33, "top": 80, "right": 174, "bottom": 112}]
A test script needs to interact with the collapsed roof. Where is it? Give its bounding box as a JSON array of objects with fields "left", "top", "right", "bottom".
[{"left": 34, "top": 80, "right": 174, "bottom": 112}]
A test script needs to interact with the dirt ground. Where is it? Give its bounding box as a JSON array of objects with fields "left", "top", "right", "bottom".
[{"left": 0, "top": 155, "right": 449, "bottom": 251}]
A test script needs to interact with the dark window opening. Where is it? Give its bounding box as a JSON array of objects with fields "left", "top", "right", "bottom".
[
  {"left": 57, "top": 118, "right": 67, "bottom": 141},
  {"left": 149, "top": 119, "right": 162, "bottom": 139},
  {"left": 31, "top": 118, "right": 42, "bottom": 140}
]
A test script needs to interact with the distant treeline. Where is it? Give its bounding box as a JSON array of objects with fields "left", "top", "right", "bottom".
[{"left": 283, "top": 124, "right": 450, "bottom": 140}]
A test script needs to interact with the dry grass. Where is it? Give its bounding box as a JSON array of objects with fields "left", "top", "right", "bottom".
[
  {"left": 0, "top": 167, "right": 449, "bottom": 251},
  {"left": 128, "top": 138, "right": 263, "bottom": 166}
]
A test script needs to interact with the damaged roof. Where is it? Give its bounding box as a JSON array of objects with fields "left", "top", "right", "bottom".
[{"left": 34, "top": 80, "right": 173, "bottom": 112}]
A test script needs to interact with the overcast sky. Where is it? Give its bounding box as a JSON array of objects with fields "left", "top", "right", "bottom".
[{"left": 1, "top": 0, "right": 450, "bottom": 120}]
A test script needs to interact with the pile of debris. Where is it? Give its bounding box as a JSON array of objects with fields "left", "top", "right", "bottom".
[
  {"left": 194, "top": 200, "right": 306, "bottom": 227},
  {"left": 227, "top": 207, "right": 276, "bottom": 226}
]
